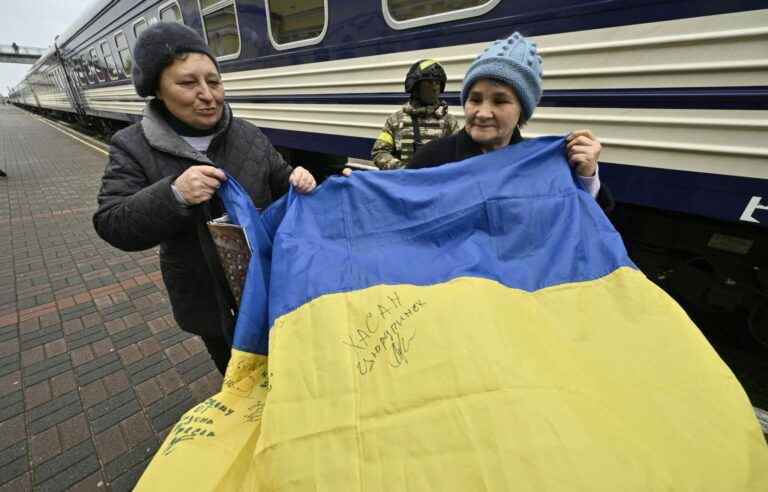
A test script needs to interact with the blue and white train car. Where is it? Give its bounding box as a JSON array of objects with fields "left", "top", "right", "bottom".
[{"left": 11, "top": 0, "right": 768, "bottom": 233}]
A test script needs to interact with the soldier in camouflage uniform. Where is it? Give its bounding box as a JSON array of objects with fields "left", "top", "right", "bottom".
[{"left": 371, "top": 60, "right": 459, "bottom": 169}]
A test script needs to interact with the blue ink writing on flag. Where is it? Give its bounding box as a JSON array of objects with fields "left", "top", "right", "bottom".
[{"left": 342, "top": 290, "right": 427, "bottom": 375}]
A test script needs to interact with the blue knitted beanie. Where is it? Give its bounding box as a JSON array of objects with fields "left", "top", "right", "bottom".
[{"left": 460, "top": 32, "right": 543, "bottom": 123}]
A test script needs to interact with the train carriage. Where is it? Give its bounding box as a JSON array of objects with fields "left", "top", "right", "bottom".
[{"left": 9, "top": 1, "right": 768, "bottom": 345}]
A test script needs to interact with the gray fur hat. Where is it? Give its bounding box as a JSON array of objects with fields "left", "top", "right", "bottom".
[{"left": 132, "top": 22, "right": 219, "bottom": 98}]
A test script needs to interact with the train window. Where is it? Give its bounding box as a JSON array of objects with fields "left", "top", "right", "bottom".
[
  {"left": 72, "top": 59, "right": 81, "bottom": 85},
  {"left": 100, "top": 41, "right": 119, "bottom": 80},
  {"left": 81, "top": 59, "right": 90, "bottom": 85},
  {"left": 133, "top": 18, "right": 148, "bottom": 39},
  {"left": 57, "top": 69, "right": 66, "bottom": 91},
  {"left": 200, "top": 0, "right": 223, "bottom": 8},
  {"left": 199, "top": 0, "right": 241, "bottom": 59},
  {"left": 159, "top": 2, "right": 183, "bottom": 23},
  {"left": 266, "top": 0, "right": 327, "bottom": 50},
  {"left": 383, "top": 0, "right": 501, "bottom": 29},
  {"left": 73, "top": 58, "right": 85, "bottom": 86},
  {"left": 90, "top": 48, "right": 106, "bottom": 82},
  {"left": 114, "top": 32, "right": 133, "bottom": 77},
  {"left": 83, "top": 55, "right": 96, "bottom": 85}
]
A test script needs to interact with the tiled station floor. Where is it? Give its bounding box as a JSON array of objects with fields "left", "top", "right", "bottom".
[{"left": 0, "top": 104, "right": 221, "bottom": 491}]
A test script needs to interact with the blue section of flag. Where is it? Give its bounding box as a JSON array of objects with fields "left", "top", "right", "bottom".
[
  {"left": 219, "top": 136, "right": 634, "bottom": 354},
  {"left": 216, "top": 177, "right": 273, "bottom": 355}
]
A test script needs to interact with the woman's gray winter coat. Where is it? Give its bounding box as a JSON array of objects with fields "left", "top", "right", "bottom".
[{"left": 93, "top": 101, "right": 292, "bottom": 338}]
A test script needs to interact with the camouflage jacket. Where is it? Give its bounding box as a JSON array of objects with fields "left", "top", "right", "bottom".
[{"left": 371, "top": 100, "right": 460, "bottom": 170}]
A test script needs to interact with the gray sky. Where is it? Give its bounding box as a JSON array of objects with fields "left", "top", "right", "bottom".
[{"left": 0, "top": 1, "right": 95, "bottom": 96}]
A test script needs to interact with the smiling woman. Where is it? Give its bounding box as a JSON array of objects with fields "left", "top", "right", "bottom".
[
  {"left": 408, "top": 31, "right": 614, "bottom": 212},
  {"left": 155, "top": 53, "right": 225, "bottom": 131},
  {"left": 463, "top": 79, "right": 522, "bottom": 153},
  {"left": 92, "top": 22, "right": 317, "bottom": 375}
]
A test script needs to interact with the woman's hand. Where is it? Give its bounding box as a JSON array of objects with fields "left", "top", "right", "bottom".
[
  {"left": 174, "top": 165, "right": 227, "bottom": 205},
  {"left": 566, "top": 129, "right": 601, "bottom": 177},
  {"left": 289, "top": 166, "right": 317, "bottom": 194}
]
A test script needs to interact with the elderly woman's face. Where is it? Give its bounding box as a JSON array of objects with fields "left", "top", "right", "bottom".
[
  {"left": 463, "top": 79, "right": 522, "bottom": 152},
  {"left": 156, "top": 53, "right": 224, "bottom": 130}
]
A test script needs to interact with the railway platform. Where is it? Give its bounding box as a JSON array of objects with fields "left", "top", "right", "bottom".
[{"left": 0, "top": 104, "right": 221, "bottom": 491}]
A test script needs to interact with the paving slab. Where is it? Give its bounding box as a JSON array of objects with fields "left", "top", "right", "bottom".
[{"left": 0, "top": 105, "right": 221, "bottom": 491}]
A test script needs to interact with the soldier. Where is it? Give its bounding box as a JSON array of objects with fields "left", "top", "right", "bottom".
[{"left": 371, "top": 59, "right": 459, "bottom": 169}]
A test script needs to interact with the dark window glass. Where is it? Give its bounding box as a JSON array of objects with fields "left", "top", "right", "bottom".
[
  {"left": 100, "top": 42, "right": 119, "bottom": 80},
  {"left": 114, "top": 33, "right": 133, "bottom": 76},
  {"left": 75, "top": 58, "right": 85, "bottom": 85},
  {"left": 134, "top": 19, "right": 148, "bottom": 38},
  {"left": 160, "top": 4, "right": 183, "bottom": 22},
  {"left": 203, "top": 4, "right": 240, "bottom": 57},
  {"left": 90, "top": 49, "right": 106, "bottom": 82},
  {"left": 115, "top": 32, "right": 128, "bottom": 50},
  {"left": 387, "top": 0, "right": 490, "bottom": 21},
  {"left": 268, "top": 0, "right": 325, "bottom": 45},
  {"left": 70, "top": 61, "right": 79, "bottom": 85},
  {"left": 83, "top": 56, "right": 96, "bottom": 84},
  {"left": 119, "top": 49, "right": 133, "bottom": 75}
]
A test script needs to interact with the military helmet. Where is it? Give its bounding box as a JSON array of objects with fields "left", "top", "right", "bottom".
[{"left": 404, "top": 59, "right": 447, "bottom": 93}]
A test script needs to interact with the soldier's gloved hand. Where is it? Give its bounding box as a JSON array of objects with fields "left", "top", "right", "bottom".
[{"left": 381, "top": 158, "right": 403, "bottom": 170}]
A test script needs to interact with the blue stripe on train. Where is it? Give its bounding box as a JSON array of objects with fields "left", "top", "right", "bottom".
[
  {"left": 260, "top": 127, "right": 768, "bottom": 228},
  {"left": 225, "top": 86, "right": 768, "bottom": 110},
  {"left": 599, "top": 162, "right": 768, "bottom": 227},
  {"left": 85, "top": 85, "right": 768, "bottom": 110}
]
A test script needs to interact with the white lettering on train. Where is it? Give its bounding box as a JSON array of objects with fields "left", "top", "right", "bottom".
[{"left": 739, "top": 196, "right": 768, "bottom": 224}]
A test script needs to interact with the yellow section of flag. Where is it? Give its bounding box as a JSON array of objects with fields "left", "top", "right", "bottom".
[{"left": 137, "top": 270, "right": 768, "bottom": 491}]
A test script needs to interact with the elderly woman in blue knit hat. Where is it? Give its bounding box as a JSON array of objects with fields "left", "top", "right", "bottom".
[
  {"left": 408, "top": 32, "right": 612, "bottom": 210},
  {"left": 93, "top": 23, "right": 316, "bottom": 374}
]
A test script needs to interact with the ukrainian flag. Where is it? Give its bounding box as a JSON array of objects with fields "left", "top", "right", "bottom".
[{"left": 136, "top": 136, "right": 768, "bottom": 491}]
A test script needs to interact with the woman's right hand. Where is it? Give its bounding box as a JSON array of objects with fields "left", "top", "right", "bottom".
[{"left": 173, "top": 165, "right": 227, "bottom": 205}]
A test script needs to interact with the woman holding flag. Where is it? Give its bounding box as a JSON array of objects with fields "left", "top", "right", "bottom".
[
  {"left": 93, "top": 23, "right": 316, "bottom": 375},
  {"left": 408, "top": 32, "right": 613, "bottom": 211}
]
